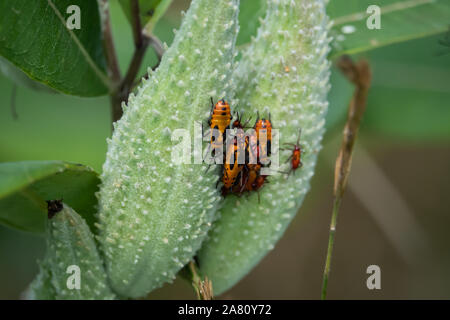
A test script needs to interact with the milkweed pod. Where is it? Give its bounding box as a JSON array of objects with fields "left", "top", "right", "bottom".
[
  {"left": 27, "top": 257, "right": 56, "bottom": 300},
  {"left": 29, "top": 202, "right": 115, "bottom": 300},
  {"left": 197, "top": 0, "right": 332, "bottom": 295},
  {"left": 97, "top": 0, "right": 240, "bottom": 298}
]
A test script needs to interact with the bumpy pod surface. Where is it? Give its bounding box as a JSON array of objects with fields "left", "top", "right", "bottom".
[
  {"left": 98, "top": 0, "right": 239, "bottom": 298},
  {"left": 198, "top": 0, "right": 331, "bottom": 295},
  {"left": 28, "top": 258, "right": 56, "bottom": 300},
  {"left": 30, "top": 204, "right": 115, "bottom": 300}
]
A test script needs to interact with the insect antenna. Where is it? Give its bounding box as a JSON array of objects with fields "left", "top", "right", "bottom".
[{"left": 297, "top": 128, "right": 302, "bottom": 145}]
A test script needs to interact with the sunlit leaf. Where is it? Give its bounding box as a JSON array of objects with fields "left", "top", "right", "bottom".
[{"left": 328, "top": 0, "right": 450, "bottom": 57}]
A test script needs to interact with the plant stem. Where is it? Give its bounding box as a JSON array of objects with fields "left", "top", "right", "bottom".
[
  {"left": 99, "top": 0, "right": 165, "bottom": 125},
  {"left": 148, "top": 34, "right": 165, "bottom": 66},
  {"left": 114, "top": 0, "right": 149, "bottom": 117},
  {"left": 130, "top": 0, "right": 143, "bottom": 48},
  {"left": 120, "top": 38, "right": 149, "bottom": 99},
  {"left": 98, "top": 0, "right": 122, "bottom": 125},
  {"left": 321, "top": 55, "right": 372, "bottom": 300},
  {"left": 98, "top": 0, "right": 121, "bottom": 84},
  {"left": 122, "top": 0, "right": 167, "bottom": 91}
]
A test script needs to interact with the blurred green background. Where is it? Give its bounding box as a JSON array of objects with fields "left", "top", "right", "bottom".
[{"left": 0, "top": 0, "right": 449, "bottom": 299}]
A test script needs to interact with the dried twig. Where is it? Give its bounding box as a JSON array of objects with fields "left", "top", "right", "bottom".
[
  {"left": 188, "top": 261, "right": 214, "bottom": 300},
  {"left": 321, "top": 55, "right": 372, "bottom": 300}
]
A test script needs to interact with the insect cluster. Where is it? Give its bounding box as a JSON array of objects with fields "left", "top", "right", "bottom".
[{"left": 206, "top": 98, "right": 303, "bottom": 199}]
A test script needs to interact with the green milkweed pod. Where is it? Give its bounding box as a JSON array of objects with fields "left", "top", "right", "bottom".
[
  {"left": 29, "top": 202, "right": 115, "bottom": 300},
  {"left": 197, "top": 0, "right": 332, "bottom": 295},
  {"left": 28, "top": 258, "right": 56, "bottom": 300},
  {"left": 97, "top": 0, "right": 240, "bottom": 298}
]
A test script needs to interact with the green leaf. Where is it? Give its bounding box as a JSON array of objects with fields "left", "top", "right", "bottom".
[
  {"left": 363, "top": 33, "right": 450, "bottom": 140},
  {"left": 119, "top": 0, "right": 172, "bottom": 34},
  {"left": 0, "top": 56, "right": 56, "bottom": 93},
  {"left": 0, "top": 161, "right": 100, "bottom": 233},
  {"left": 328, "top": 0, "right": 450, "bottom": 57},
  {"left": 0, "top": 0, "right": 109, "bottom": 96}
]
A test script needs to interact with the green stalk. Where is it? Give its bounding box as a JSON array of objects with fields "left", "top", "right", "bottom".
[{"left": 321, "top": 196, "right": 341, "bottom": 300}]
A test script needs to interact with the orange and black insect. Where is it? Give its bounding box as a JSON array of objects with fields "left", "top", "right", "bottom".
[
  {"left": 231, "top": 111, "right": 255, "bottom": 166},
  {"left": 220, "top": 112, "right": 272, "bottom": 198},
  {"left": 232, "top": 111, "right": 252, "bottom": 130},
  {"left": 208, "top": 98, "right": 232, "bottom": 154},
  {"left": 231, "top": 111, "right": 248, "bottom": 148},
  {"left": 281, "top": 128, "right": 304, "bottom": 175},
  {"left": 221, "top": 136, "right": 245, "bottom": 195},
  {"left": 240, "top": 164, "right": 268, "bottom": 202},
  {"left": 253, "top": 112, "right": 273, "bottom": 166},
  {"left": 251, "top": 174, "right": 268, "bottom": 205},
  {"left": 242, "top": 163, "right": 262, "bottom": 192}
]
